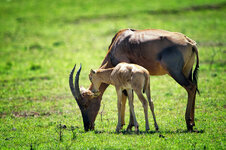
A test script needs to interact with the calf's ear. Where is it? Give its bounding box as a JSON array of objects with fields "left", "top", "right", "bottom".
[
  {"left": 90, "top": 69, "right": 96, "bottom": 74},
  {"left": 100, "top": 62, "right": 108, "bottom": 69}
]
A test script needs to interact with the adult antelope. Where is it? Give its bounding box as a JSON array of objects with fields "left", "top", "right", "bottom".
[
  {"left": 89, "top": 62, "right": 159, "bottom": 132},
  {"left": 69, "top": 29, "right": 199, "bottom": 132}
]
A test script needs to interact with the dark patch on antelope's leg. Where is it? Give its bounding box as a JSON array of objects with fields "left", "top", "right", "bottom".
[
  {"left": 159, "top": 46, "right": 195, "bottom": 131},
  {"left": 188, "top": 69, "right": 193, "bottom": 82},
  {"left": 169, "top": 71, "right": 190, "bottom": 87},
  {"left": 158, "top": 46, "right": 189, "bottom": 87}
]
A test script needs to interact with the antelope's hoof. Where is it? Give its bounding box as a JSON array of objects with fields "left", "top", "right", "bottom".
[
  {"left": 187, "top": 124, "right": 194, "bottom": 132},
  {"left": 155, "top": 125, "right": 159, "bottom": 131},
  {"left": 116, "top": 129, "right": 120, "bottom": 133},
  {"left": 116, "top": 126, "right": 121, "bottom": 133}
]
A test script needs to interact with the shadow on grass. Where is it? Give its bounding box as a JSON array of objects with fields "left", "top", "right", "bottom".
[
  {"left": 92, "top": 128, "right": 205, "bottom": 135},
  {"left": 160, "top": 129, "right": 205, "bottom": 134}
]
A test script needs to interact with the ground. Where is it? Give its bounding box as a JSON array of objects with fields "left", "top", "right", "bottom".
[{"left": 0, "top": 0, "right": 225, "bottom": 149}]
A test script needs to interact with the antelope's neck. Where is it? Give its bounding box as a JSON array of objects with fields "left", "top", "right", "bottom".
[{"left": 88, "top": 55, "right": 114, "bottom": 97}]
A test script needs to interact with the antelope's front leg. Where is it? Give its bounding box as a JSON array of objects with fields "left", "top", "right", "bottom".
[
  {"left": 116, "top": 88, "right": 122, "bottom": 132},
  {"left": 120, "top": 92, "right": 127, "bottom": 129}
]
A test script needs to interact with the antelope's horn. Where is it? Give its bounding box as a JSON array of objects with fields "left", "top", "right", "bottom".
[{"left": 69, "top": 64, "right": 82, "bottom": 102}]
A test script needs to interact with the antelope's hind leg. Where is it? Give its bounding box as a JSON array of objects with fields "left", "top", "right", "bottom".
[
  {"left": 159, "top": 47, "right": 197, "bottom": 131},
  {"left": 169, "top": 70, "right": 197, "bottom": 131},
  {"left": 168, "top": 70, "right": 196, "bottom": 131}
]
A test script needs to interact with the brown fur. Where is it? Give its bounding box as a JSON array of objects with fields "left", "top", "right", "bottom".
[{"left": 69, "top": 29, "right": 199, "bottom": 131}]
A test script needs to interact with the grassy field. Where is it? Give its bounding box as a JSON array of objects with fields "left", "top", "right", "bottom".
[{"left": 0, "top": 0, "right": 225, "bottom": 149}]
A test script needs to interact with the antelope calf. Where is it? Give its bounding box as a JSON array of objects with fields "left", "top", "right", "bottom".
[{"left": 89, "top": 62, "right": 159, "bottom": 132}]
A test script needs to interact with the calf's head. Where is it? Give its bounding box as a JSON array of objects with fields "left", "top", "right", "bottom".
[{"left": 89, "top": 69, "right": 102, "bottom": 93}]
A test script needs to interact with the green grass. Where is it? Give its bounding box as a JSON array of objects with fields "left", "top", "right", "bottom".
[{"left": 0, "top": 0, "right": 225, "bottom": 149}]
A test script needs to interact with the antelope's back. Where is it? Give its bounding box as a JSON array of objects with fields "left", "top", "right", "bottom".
[{"left": 110, "top": 29, "right": 196, "bottom": 75}]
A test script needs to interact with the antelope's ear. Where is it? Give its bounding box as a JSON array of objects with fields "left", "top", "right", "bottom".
[{"left": 90, "top": 69, "right": 96, "bottom": 74}]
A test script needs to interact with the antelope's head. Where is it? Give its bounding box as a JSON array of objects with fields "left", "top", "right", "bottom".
[{"left": 69, "top": 64, "right": 101, "bottom": 131}]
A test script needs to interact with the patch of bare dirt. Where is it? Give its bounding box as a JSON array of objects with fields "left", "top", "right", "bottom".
[{"left": 11, "top": 111, "right": 63, "bottom": 118}]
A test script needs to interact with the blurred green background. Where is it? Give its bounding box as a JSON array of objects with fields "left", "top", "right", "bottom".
[{"left": 0, "top": 0, "right": 225, "bottom": 149}]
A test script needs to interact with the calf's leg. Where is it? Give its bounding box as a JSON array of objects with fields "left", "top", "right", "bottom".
[
  {"left": 127, "top": 89, "right": 139, "bottom": 133},
  {"left": 134, "top": 89, "right": 150, "bottom": 132},
  {"left": 126, "top": 90, "right": 135, "bottom": 131},
  {"left": 145, "top": 85, "right": 158, "bottom": 131}
]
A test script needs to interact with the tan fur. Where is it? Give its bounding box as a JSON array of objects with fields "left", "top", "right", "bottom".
[{"left": 89, "top": 62, "right": 158, "bottom": 132}]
